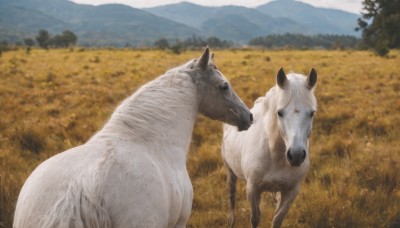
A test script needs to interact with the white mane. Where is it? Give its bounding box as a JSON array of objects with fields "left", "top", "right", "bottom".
[{"left": 93, "top": 64, "right": 197, "bottom": 142}]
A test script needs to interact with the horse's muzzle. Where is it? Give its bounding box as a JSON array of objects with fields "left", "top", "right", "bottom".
[
  {"left": 287, "top": 148, "right": 306, "bottom": 166},
  {"left": 237, "top": 113, "right": 253, "bottom": 131}
]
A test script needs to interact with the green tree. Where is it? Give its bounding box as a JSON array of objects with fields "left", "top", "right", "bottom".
[
  {"left": 49, "top": 30, "right": 78, "bottom": 47},
  {"left": 36, "top": 29, "right": 50, "bottom": 49},
  {"left": 23, "top": 38, "right": 35, "bottom": 47},
  {"left": 170, "top": 39, "right": 182, "bottom": 54},
  {"left": 61, "top": 30, "right": 77, "bottom": 46},
  {"left": 357, "top": 0, "right": 400, "bottom": 55},
  {"left": 23, "top": 38, "right": 35, "bottom": 54},
  {"left": 154, "top": 38, "right": 170, "bottom": 50}
]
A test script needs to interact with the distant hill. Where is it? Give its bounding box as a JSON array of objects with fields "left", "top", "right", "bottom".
[
  {"left": 0, "top": 2, "right": 71, "bottom": 41},
  {"left": 145, "top": 2, "right": 308, "bottom": 42},
  {"left": 256, "top": 0, "right": 360, "bottom": 35},
  {"left": 144, "top": 2, "right": 212, "bottom": 29},
  {"left": 0, "top": 0, "right": 199, "bottom": 46},
  {"left": 0, "top": 0, "right": 360, "bottom": 46},
  {"left": 146, "top": 1, "right": 360, "bottom": 40}
]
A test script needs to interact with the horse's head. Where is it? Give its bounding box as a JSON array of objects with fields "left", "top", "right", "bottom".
[
  {"left": 187, "top": 47, "right": 253, "bottom": 131},
  {"left": 275, "top": 68, "right": 317, "bottom": 166}
]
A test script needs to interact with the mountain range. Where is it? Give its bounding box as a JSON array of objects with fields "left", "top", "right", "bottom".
[{"left": 0, "top": 0, "right": 361, "bottom": 46}]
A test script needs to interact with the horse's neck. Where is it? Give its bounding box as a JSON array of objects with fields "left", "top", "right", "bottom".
[{"left": 94, "top": 72, "right": 198, "bottom": 160}]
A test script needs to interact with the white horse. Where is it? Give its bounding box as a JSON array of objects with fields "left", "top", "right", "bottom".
[
  {"left": 13, "top": 47, "right": 253, "bottom": 228},
  {"left": 222, "top": 68, "right": 317, "bottom": 228}
]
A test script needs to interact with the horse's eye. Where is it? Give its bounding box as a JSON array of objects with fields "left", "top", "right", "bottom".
[
  {"left": 219, "top": 82, "right": 229, "bottom": 91},
  {"left": 310, "top": 111, "right": 316, "bottom": 118},
  {"left": 277, "top": 110, "right": 284, "bottom": 117}
]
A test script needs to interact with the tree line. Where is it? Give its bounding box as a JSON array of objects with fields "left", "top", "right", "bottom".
[
  {"left": 153, "top": 36, "right": 234, "bottom": 53},
  {"left": 32, "top": 29, "right": 78, "bottom": 49},
  {"left": 248, "top": 34, "right": 361, "bottom": 50},
  {"left": 0, "top": 29, "right": 78, "bottom": 54},
  {"left": 1, "top": 29, "right": 79, "bottom": 51},
  {"left": 0, "top": 31, "right": 379, "bottom": 54}
]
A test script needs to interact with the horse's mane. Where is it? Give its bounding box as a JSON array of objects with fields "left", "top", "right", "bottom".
[
  {"left": 94, "top": 60, "right": 197, "bottom": 142},
  {"left": 265, "top": 73, "right": 317, "bottom": 110}
]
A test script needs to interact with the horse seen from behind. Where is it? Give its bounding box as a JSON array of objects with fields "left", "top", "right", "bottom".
[
  {"left": 222, "top": 68, "right": 317, "bottom": 228},
  {"left": 13, "top": 47, "right": 253, "bottom": 228}
]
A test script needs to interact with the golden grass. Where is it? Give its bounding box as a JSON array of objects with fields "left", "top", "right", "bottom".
[{"left": 1, "top": 48, "right": 399, "bottom": 227}]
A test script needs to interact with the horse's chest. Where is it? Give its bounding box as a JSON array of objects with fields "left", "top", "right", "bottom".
[{"left": 261, "top": 166, "right": 307, "bottom": 192}]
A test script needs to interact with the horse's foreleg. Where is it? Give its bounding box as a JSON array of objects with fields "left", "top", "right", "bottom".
[
  {"left": 225, "top": 163, "right": 237, "bottom": 228},
  {"left": 272, "top": 185, "right": 300, "bottom": 228},
  {"left": 246, "top": 183, "right": 262, "bottom": 228}
]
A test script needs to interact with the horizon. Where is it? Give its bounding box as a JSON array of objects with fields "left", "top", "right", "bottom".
[{"left": 69, "top": 0, "right": 363, "bottom": 14}]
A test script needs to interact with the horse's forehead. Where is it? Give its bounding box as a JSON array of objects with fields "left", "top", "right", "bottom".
[
  {"left": 285, "top": 101, "right": 313, "bottom": 112},
  {"left": 278, "top": 89, "right": 316, "bottom": 110},
  {"left": 201, "top": 69, "right": 226, "bottom": 83},
  {"left": 287, "top": 73, "right": 306, "bottom": 81}
]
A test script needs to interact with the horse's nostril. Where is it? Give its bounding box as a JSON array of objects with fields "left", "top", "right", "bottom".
[
  {"left": 301, "top": 150, "right": 306, "bottom": 161},
  {"left": 250, "top": 113, "right": 253, "bottom": 122},
  {"left": 287, "top": 150, "right": 293, "bottom": 161}
]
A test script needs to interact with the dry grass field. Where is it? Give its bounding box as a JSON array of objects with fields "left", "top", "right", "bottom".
[{"left": 0, "top": 48, "right": 399, "bottom": 227}]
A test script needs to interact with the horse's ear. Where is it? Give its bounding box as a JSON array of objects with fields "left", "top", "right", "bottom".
[
  {"left": 306, "top": 68, "right": 317, "bottom": 89},
  {"left": 195, "top": 46, "right": 210, "bottom": 70},
  {"left": 277, "top": 67, "right": 287, "bottom": 89}
]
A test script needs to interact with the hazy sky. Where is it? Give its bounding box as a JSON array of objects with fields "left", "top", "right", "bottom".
[{"left": 69, "top": 0, "right": 364, "bottom": 14}]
